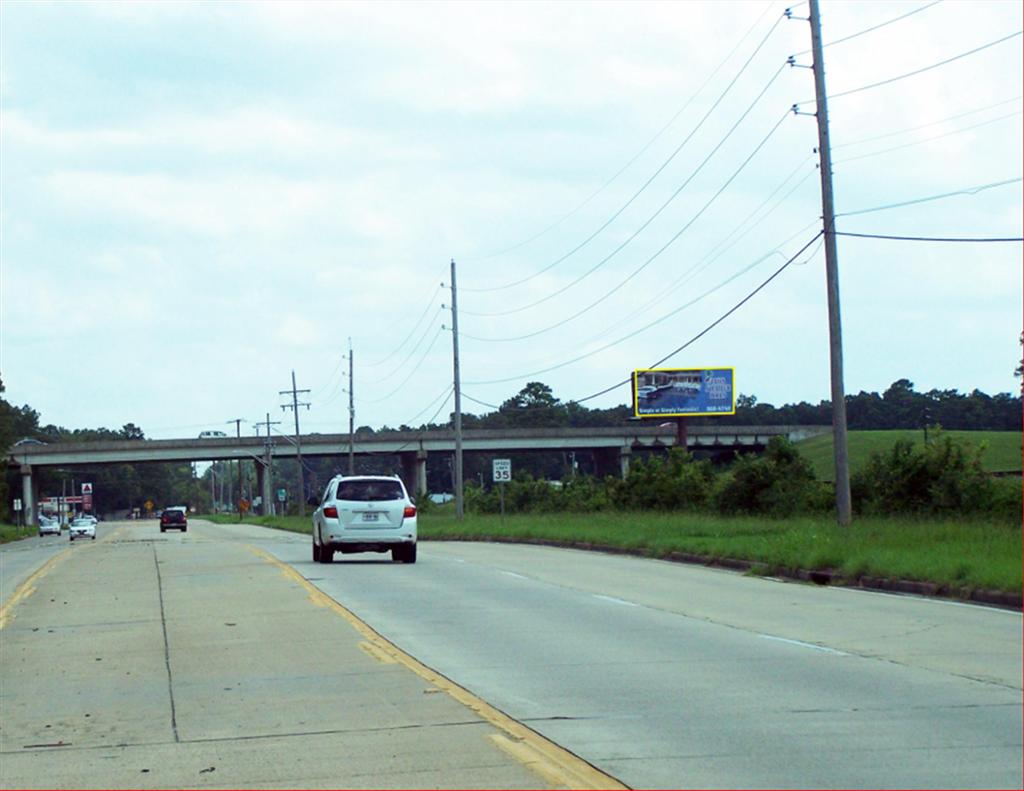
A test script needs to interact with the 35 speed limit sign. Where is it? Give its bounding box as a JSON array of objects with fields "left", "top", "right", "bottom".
[{"left": 492, "top": 459, "right": 512, "bottom": 482}]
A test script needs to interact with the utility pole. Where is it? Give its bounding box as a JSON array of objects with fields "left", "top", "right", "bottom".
[
  {"left": 227, "top": 418, "right": 245, "bottom": 519},
  {"left": 280, "top": 371, "right": 311, "bottom": 516},
  {"left": 808, "top": 0, "right": 852, "bottom": 527},
  {"left": 254, "top": 412, "right": 281, "bottom": 516},
  {"left": 449, "top": 259, "right": 464, "bottom": 519},
  {"left": 347, "top": 338, "right": 355, "bottom": 475}
]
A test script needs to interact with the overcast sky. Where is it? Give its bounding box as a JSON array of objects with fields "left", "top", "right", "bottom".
[{"left": 2, "top": 0, "right": 1021, "bottom": 440}]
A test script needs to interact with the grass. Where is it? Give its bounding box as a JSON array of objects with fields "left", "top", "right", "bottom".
[
  {"left": 198, "top": 509, "right": 1021, "bottom": 595},
  {"left": 797, "top": 430, "right": 1022, "bottom": 480},
  {"left": 0, "top": 522, "right": 39, "bottom": 544}
]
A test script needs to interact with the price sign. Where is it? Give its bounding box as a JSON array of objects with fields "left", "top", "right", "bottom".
[{"left": 492, "top": 459, "right": 512, "bottom": 483}]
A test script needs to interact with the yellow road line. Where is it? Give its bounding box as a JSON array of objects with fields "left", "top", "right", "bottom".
[
  {"left": 247, "top": 544, "right": 629, "bottom": 790},
  {"left": 0, "top": 549, "right": 72, "bottom": 631}
]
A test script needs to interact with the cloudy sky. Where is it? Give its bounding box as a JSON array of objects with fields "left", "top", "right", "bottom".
[{"left": 2, "top": 0, "right": 1021, "bottom": 440}]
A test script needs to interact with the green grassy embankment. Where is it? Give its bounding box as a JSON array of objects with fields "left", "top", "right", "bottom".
[
  {"left": 201, "top": 510, "right": 1021, "bottom": 595},
  {"left": 797, "top": 430, "right": 1022, "bottom": 480}
]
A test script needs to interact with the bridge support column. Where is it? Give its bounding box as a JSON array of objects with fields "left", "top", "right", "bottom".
[
  {"left": 416, "top": 450, "right": 428, "bottom": 498},
  {"left": 21, "top": 465, "right": 36, "bottom": 526},
  {"left": 619, "top": 446, "right": 632, "bottom": 479}
]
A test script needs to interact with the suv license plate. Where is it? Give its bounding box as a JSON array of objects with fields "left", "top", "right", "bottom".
[{"left": 362, "top": 513, "right": 379, "bottom": 522}]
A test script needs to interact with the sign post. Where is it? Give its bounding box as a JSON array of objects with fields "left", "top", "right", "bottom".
[
  {"left": 13, "top": 498, "right": 22, "bottom": 530},
  {"left": 492, "top": 459, "right": 511, "bottom": 521}
]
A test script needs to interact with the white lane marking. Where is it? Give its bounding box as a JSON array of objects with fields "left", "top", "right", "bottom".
[
  {"left": 759, "top": 634, "right": 849, "bottom": 656},
  {"left": 502, "top": 571, "right": 528, "bottom": 580},
  {"left": 593, "top": 594, "right": 638, "bottom": 607}
]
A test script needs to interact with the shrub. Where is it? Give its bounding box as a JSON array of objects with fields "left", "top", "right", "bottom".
[
  {"left": 851, "top": 432, "right": 995, "bottom": 515},
  {"left": 612, "top": 448, "right": 715, "bottom": 511},
  {"left": 713, "top": 436, "right": 821, "bottom": 517}
]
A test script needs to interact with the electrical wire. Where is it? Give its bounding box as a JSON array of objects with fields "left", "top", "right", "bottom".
[
  {"left": 796, "top": 30, "right": 1023, "bottom": 107},
  {"left": 461, "top": 106, "right": 792, "bottom": 338},
  {"left": 833, "top": 95, "right": 1022, "bottom": 148},
  {"left": 460, "top": 12, "right": 787, "bottom": 295},
  {"left": 835, "top": 231, "right": 1023, "bottom": 243},
  {"left": 567, "top": 230, "right": 825, "bottom": 405},
  {"left": 462, "top": 65, "right": 790, "bottom": 319},
  {"left": 364, "top": 318, "right": 444, "bottom": 386},
  {"left": 362, "top": 286, "right": 444, "bottom": 368},
  {"left": 463, "top": 2, "right": 779, "bottom": 264},
  {"left": 464, "top": 232, "right": 823, "bottom": 386},
  {"left": 837, "top": 176, "right": 1022, "bottom": 217},
  {"left": 791, "top": 1, "right": 943, "bottom": 57},
  {"left": 359, "top": 325, "right": 447, "bottom": 404},
  {"left": 834, "top": 110, "right": 1021, "bottom": 166}
]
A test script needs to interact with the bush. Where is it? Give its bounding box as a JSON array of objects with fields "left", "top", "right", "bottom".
[
  {"left": 851, "top": 432, "right": 995, "bottom": 515},
  {"left": 713, "top": 436, "right": 822, "bottom": 517},
  {"left": 611, "top": 449, "right": 715, "bottom": 511}
]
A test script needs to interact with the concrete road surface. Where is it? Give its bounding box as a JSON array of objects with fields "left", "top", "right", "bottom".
[{"left": 0, "top": 521, "right": 615, "bottom": 790}]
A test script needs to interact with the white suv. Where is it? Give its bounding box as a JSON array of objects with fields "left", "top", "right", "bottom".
[{"left": 312, "top": 475, "right": 418, "bottom": 564}]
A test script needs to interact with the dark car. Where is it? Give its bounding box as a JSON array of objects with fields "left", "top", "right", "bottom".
[{"left": 160, "top": 507, "right": 188, "bottom": 532}]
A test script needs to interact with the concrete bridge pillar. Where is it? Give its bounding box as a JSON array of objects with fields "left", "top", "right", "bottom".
[
  {"left": 399, "top": 451, "right": 424, "bottom": 500},
  {"left": 20, "top": 465, "right": 35, "bottom": 525},
  {"left": 619, "top": 445, "right": 632, "bottom": 479},
  {"left": 416, "top": 450, "right": 428, "bottom": 498}
]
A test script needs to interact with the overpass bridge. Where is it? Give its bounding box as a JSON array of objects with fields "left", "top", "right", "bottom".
[{"left": 9, "top": 424, "right": 830, "bottom": 523}]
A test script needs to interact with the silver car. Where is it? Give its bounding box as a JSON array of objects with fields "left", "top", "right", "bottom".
[
  {"left": 311, "top": 475, "right": 417, "bottom": 564},
  {"left": 69, "top": 517, "right": 96, "bottom": 541},
  {"left": 38, "top": 515, "right": 61, "bottom": 537}
]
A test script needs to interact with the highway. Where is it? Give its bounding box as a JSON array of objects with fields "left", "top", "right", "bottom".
[{"left": 1, "top": 519, "right": 1020, "bottom": 789}]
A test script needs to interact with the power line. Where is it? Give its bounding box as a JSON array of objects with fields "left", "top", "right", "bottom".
[
  {"left": 834, "top": 110, "right": 1021, "bottom": 166},
  {"left": 462, "top": 106, "right": 792, "bottom": 338},
  {"left": 461, "top": 12, "right": 787, "bottom": 295},
  {"left": 464, "top": 231, "right": 823, "bottom": 386},
  {"left": 462, "top": 65, "right": 790, "bottom": 319},
  {"left": 792, "top": 1, "right": 942, "bottom": 56},
  {"left": 835, "top": 231, "right": 1023, "bottom": 243},
  {"left": 837, "top": 176, "right": 1022, "bottom": 217},
  {"left": 795, "top": 30, "right": 1022, "bottom": 107},
  {"left": 359, "top": 325, "right": 446, "bottom": 404},
  {"left": 833, "top": 95, "right": 1021, "bottom": 148},
  {"left": 362, "top": 285, "right": 444, "bottom": 368},
  {"left": 568, "top": 231, "right": 825, "bottom": 405},
  {"left": 463, "top": 2, "right": 779, "bottom": 263}
]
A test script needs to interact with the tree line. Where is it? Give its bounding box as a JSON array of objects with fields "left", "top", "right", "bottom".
[{"left": 2, "top": 376, "right": 1020, "bottom": 520}]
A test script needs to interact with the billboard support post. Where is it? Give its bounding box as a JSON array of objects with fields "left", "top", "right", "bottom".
[{"left": 676, "top": 417, "right": 688, "bottom": 452}]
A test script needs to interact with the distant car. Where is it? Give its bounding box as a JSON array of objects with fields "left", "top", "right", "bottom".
[
  {"left": 13, "top": 437, "right": 45, "bottom": 446},
  {"left": 69, "top": 517, "right": 96, "bottom": 541},
  {"left": 160, "top": 507, "right": 188, "bottom": 532},
  {"left": 312, "top": 475, "right": 417, "bottom": 564},
  {"left": 198, "top": 430, "right": 227, "bottom": 439},
  {"left": 38, "top": 515, "right": 61, "bottom": 537}
]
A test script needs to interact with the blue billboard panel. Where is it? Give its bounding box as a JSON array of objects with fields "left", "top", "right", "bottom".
[{"left": 633, "top": 367, "right": 735, "bottom": 418}]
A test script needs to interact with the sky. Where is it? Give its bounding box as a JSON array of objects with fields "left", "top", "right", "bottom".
[{"left": 2, "top": 0, "right": 1021, "bottom": 441}]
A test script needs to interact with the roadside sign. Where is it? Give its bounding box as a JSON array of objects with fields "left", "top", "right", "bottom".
[
  {"left": 492, "top": 459, "right": 512, "bottom": 482},
  {"left": 81, "top": 483, "right": 93, "bottom": 494},
  {"left": 82, "top": 482, "right": 93, "bottom": 512},
  {"left": 633, "top": 367, "right": 735, "bottom": 418},
  {"left": 13, "top": 499, "right": 22, "bottom": 511},
  {"left": 277, "top": 488, "right": 287, "bottom": 502}
]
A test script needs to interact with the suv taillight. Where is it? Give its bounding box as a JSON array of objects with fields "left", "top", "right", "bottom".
[
  {"left": 403, "top": 506, "right": 416, "bottom": 518},
  {"left": 323, "top": 506, "right": 339, "bottom": 518}
]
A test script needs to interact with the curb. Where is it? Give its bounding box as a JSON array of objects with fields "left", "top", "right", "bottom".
[{"left": 434, "top": 536, "right": 1023, "bottom": 612}]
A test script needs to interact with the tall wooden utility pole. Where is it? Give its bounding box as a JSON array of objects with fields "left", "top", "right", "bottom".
[
  {"left": 348, "top": 338, "right": 355, "bottom": 475},
  {"left": 450, "top": 259, "right": 464, "bottom": 519},
  {"left": 280, "top": 371, "right": 311, "bottom": 516},
  {"left": 227, "top": 418, "right": 244, "bottom": 518},
  {"left": 809, "top": 0, "right": 852, "bottom": 526}
]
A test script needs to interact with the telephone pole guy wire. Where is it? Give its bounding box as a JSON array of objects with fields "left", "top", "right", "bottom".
[{"left": 807, "top": 0, "right": 853, "bottom": 527}]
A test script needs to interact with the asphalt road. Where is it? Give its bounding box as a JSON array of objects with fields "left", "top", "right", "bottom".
[{"left": 2, "top": 519, "right": 1021, "bottom": 789}]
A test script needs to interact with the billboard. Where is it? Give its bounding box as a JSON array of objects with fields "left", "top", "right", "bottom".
[{"left": 633, "top": 367, "right": 735, "bottom": 418}]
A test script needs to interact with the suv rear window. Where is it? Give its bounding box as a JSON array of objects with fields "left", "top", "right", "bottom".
[{"left": 336, "top": 480, "right": 404, "bottom": 502}]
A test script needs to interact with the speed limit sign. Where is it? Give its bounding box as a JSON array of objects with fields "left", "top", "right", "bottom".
[{"left": 492, "top": 459, "right": 511, "bottom": 482}]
